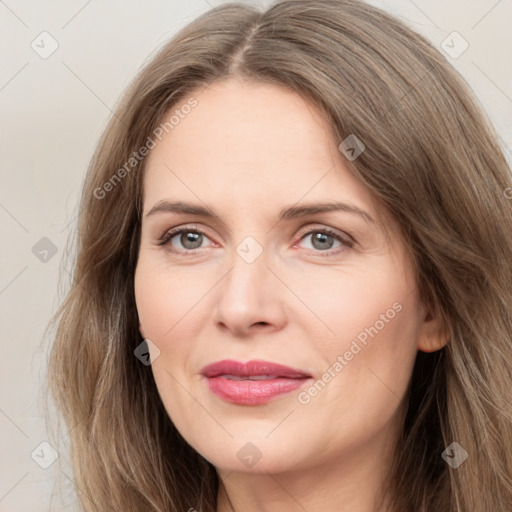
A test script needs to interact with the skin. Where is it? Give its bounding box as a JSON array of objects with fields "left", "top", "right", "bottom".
[{"left": 134, "top": 77, "right": 448, "bottom": 512}]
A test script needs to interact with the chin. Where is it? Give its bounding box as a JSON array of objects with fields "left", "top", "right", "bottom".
[{"left": 193, "top": 436, "right": 308, "bottom": 475}]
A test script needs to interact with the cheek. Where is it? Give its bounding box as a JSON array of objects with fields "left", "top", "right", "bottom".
[
  {"left": 134, "top": 259, "right": 213, "bottom": 340},
  {"left": 305, "top": 264, "right": 420, "bottom": 397},
  {"left": 134, "top": 260, "right": 216, "bottom": 401},
  {"left": 297, "top": 260, "right": 417, "bottom": 346},
  {"left": 311, "top": 288, "right": 420, "bottom": 416},
  {"left": 134, "top": 261, "right": 204, "bottom": 425},
  {"left": 135, "top": 271, "right": 172, "bottom": 338}
]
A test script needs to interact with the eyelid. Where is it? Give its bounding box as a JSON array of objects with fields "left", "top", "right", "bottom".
[
  {"left": 292, "top": 226, "right": 354, "bottom": 256},
  {"left": 294, "top": 224, "right": 354, "bottom": 245}
]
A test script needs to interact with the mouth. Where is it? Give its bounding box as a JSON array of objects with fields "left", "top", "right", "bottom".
[{"left": 200, "top": 359, "right": 313, "bottom": 405}]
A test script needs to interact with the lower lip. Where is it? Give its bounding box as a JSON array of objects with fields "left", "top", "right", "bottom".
[{"left": 204, "top": 376, "right": 311, "bottom": 405}]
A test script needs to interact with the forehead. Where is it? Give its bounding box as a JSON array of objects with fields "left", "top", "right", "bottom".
[{"left": 142, "top": 79, "right": 379, "bottom": 217}]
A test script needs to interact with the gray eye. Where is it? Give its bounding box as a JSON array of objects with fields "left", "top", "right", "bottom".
[
  {"left": 310, "top": 232, "right": 336, "bottom": 250},
  {"left": 175, "top": 231, "right": 205, "bottom": 250},
  {"left": 300, "top": 231, "right": 343, "bottom": 252}
]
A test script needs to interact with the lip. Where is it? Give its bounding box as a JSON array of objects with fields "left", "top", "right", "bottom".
[{"left": 201, "top": 359, "right": 313, "bottom": 405}]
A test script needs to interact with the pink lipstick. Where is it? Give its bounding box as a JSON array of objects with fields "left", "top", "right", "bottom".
[{"left": 201, "top": 359, "right": 312, "bottom": 405}]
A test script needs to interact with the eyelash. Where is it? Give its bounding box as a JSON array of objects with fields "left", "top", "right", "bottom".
[{"left": 156, "top": 225, "right": 354, "bottom": 257}]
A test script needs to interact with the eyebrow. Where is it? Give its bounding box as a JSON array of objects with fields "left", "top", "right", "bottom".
[{"left": 145, "top": 200, "right": 375, "bottom": 225}]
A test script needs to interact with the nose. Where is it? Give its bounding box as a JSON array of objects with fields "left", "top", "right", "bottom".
[{"left": 213, "top": 240, "right": 286, "bottom": 338}]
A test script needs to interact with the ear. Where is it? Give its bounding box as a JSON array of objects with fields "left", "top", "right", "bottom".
[
  {"left": 417, "top": 304, "right": 450, "bottom": 353},
  {"left": 139, "top": 322, "right": 146, "bottom": 340}
]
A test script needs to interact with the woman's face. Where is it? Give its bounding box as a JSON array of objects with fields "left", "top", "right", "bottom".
[{"left": 134, "top": 78, "right": 444, "bottom": 475}]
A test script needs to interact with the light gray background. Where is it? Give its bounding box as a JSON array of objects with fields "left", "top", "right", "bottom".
[{"left": 1, "top": 0, "right": 511, "bottom": 510}]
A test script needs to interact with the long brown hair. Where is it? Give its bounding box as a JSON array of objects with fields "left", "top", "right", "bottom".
[{"left": 44, "top": 0, "right": 512, "bottom": 510}]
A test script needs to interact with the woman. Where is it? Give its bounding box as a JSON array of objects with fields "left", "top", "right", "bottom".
[{"left": 46, "top": 0, "right": 512, "bottom": 510}]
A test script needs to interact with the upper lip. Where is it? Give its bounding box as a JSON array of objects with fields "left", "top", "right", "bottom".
[{"left": 201, "top": 359, "right": 312, "bottom": 379}]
